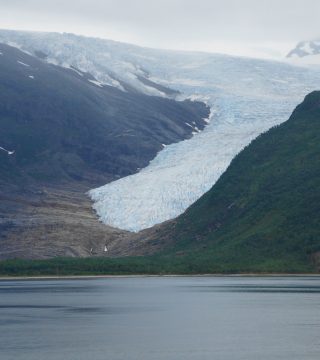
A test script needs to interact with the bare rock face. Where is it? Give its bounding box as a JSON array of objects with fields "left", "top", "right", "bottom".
[{"left": 0, "top": 185, "right": 170, "bottom": 260}]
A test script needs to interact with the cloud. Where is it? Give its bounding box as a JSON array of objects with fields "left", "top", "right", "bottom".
[{"left": 0, "top": 0, "right": 319, "bottom": 58}]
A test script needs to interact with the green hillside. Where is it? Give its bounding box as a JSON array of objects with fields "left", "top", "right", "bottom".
[{"left": 158, "top": 91, "right": 320, "bottom": 272}]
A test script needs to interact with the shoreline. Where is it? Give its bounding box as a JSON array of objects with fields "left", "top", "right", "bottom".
[{"left": 1, "top": 273, "right": 320, "bottom": 281}]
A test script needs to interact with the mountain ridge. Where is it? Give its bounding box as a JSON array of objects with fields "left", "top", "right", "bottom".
[{"left": 287, "top": 40, "right": 320, "bottom": 66}]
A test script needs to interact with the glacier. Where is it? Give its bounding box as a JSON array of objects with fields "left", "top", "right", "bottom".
[
  {"left": 1, "top": 30, "right": 320, "bottom": 232},
  {"left": 89, "top": 55, "right": 320, "bottom": 231}
]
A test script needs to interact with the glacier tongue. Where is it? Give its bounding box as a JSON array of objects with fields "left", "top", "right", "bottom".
[
  {"left": 89, "top": 55, "right": 320, "bottom": 231},
  {"left": 88, "top": 99, "right": 289, "bottom": 232}
]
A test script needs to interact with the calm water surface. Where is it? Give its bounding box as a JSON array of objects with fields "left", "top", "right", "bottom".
[{"left": 0, "top": 276, "right": 320, "bottom": 360}]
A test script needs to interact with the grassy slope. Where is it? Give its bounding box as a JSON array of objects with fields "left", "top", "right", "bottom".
[{"left": 1, "top": 92, "right": 320, "bottom": 275}]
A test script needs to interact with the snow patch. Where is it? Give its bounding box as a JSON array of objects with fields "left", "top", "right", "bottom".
[
  {"left": 0, "top": 146, "right": 15, "bottom": 155},
  {"left": 4, "top": 40, "right": 33, "bottom": 56},
  {"left": 46, "top": 57, "right": 59, "bottom": 66},
  {"left": 64, "top": 64, "right": 84, "bottom": 77},
  {"left": 300, "top": 42, "right": 314, "bottom": 55},
  {"left": 88, "top": 79, "right": 104, "bottom": 87},
  {"left": 17, "top": 60, "right": 30, "bottom": 67},
  {"left": 187, "top": 94, "right": 211, "bottom": 104}
]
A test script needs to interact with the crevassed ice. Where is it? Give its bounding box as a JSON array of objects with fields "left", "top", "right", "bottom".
[
  {"left": 89, "top": 55, "right": 320, "bottom": 232},
  {"left": 89, "top": 99, "right": 291, "bottom": 231},
  {"left": 1, "top": 31, "right": 320, "bottom": 231}
]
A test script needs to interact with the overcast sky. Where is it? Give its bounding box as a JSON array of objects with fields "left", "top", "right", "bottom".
[{"left": 0, "top": 0, "right": 319, "bottom": 58}]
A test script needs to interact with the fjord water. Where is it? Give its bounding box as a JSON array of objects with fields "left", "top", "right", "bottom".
[{"left": 1, "top": 277, "right": 320, "bottom": 360}]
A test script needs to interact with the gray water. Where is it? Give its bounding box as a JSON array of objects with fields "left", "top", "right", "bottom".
[{"left": 0, "top": 276, "right": 320, "bottom": 360}]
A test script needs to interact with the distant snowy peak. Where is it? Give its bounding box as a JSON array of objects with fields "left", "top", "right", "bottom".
[
  {"left": 0, "top": 30, "right": 179, "bottom": 97},
  {"left": 287, "top": 40, "right": 320, "bottom": 57},
  {"left": 287, "top": 40, "right": 320, "bottom": 66}
]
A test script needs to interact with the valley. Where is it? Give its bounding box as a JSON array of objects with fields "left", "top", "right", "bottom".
[{"left": 0, "top": 31, "right": 320, "bottom": 273}]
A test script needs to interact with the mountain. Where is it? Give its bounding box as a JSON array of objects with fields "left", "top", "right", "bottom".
[
  {"left": 1, "top": 30, "right": 320, "bottom": 261},
  {"left": 151, "top": 91, "right": 320, "bottom": 273},
  {"left": 0, "top": 29, "right": 180, "bottom": 97},
  {"left": 287, "top": 40, "right": 320, "bottom": 66},
  {"left": 0, "top": 41, "right": 208, "bottom": 259},
  {"left": 2, "top": 92, "right": 319, "bottom": 275},
  {"left": 0, "top": 42, "right": 208, "bottom": 187},
  {"left": 1, "top": 30, "right": 320, "bottom": 233}
]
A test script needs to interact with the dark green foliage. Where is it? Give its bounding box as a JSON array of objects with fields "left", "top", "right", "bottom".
[
  {"left": 159, "top": 91, "right": 320, "bottom": 272},
  {"left": 0, "top": 253, "right": 313, "bottom": 277}
]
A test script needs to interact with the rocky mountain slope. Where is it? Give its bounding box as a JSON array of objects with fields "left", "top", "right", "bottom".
[
  {"left": 0, "top": 42, "right": 208, "bottom": 187},
  {"left": 0, "top": 41, "right": 208, "bottom": 259}
]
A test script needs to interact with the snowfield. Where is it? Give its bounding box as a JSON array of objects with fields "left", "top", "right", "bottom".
[{"left": 1, "top": 30, "right": 320, "bottom": 231}]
